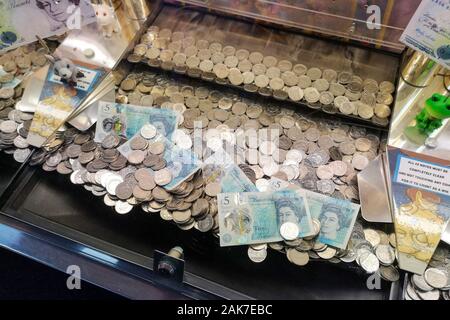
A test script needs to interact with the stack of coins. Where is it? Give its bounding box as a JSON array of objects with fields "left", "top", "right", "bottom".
[
  {"left": 0, "top": 43, "right": 51, "bottom": 161},
  {"left": 0, "top": 108, "right": 33, "bottom": 162},
  {"left": 128, "top": 26, "right": 395, "bottom": 126},
  {"left": 28, "top": 125, "right": 220, "bottom": 232},
  {"left": 403, "top": 245, "right": 450, "bottom": 300}
]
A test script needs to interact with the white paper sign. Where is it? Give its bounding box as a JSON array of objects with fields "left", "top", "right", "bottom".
[
  {"left": 400, "top": 0, "right": 450, "bottom": 68},
  {"left": 394, "top": 155, "right": 450, "bottom": 196}
]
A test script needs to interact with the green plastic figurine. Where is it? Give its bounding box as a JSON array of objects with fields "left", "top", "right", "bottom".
[{"left": 404, "top": 93, "right": 450, "bottom": 144}]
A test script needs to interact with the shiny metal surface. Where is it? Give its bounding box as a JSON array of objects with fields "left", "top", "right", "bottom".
[
  {"left": 358, "top": 154, "right": 393, "bottom": 223},
  {"left": 123, "top": 0, "right": 151, "bottom": 20},
  {"left": 68, "top": 74, "right": 116, "bottom": 131},
  {"left": 55, "top": 0, "right": 154, "bottom": 70},
  {"left": 442, "top": 222, "right": 450, "bottom": 245},
  {"left": 400, "top": 49, "right": 442, "bottom": 87},
  {"left": 15, "top": 66, "right": 49, "bottom": 113}
]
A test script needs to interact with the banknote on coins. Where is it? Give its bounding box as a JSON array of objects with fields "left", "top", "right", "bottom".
[
  {"left": 95, "top": 101, "right": 179, "bottom": 142},
  {"left": 220, "top": 164, "right": 258, "bottom": 193},
  {"left": 202, "top": 148, "right": 257, "bottom": 193},
  {"left": 202, "top": 148, "right": 235, "bottom": 184},
  {"left": 303, "top": 191, "right": 360, "bottom": 249},
  {"left": 118, "top": 125, "right": 201, "bottom": 190},
  {"left": 266, "top": 177, "right": 360, "bottom": 249},
  {"left": 218, "top": 189, "right": 314, "bottom": 246}
]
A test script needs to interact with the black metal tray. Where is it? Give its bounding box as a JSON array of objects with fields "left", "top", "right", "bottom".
[{"left": 0, "top": 163, "right": 399, "bottom": 299}]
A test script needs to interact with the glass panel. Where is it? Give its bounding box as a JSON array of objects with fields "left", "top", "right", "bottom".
[{"left": 166, "top": 0, "right": 421, "bottom": 52}]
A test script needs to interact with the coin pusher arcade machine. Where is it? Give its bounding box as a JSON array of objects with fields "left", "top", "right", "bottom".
[{"left": 0, "top": 0, "right": 446, "bottom": 300}]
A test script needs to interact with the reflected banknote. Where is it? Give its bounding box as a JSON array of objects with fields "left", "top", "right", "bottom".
[
  {"left": 218, "top": 189, "right": 313, "bottom": 246},
  {"left": 118, "top": 127, "right": 201, "bottom": 190},
  {"left": 95, "top": 101, "right": 178, "bottom": 142}
]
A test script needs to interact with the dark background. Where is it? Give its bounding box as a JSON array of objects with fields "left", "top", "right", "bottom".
[{"left": 0, "top": 248, "right": 122, "bottom": 300}]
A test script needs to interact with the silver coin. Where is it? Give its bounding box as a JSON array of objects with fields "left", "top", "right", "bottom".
[
  {"left": 280, "top": 222, "right": 299, "bottom": 240},
  {"left": 313, "top": 79, "right": 329, "bottom": 92},
  {"left": 197, "top": 48, "right": 212, "bottom": 61},
  {"left": 374, "top": 104, "right": 391, "bottom": 118},
  {"left": 379, "top": 81, "right": 395, "bottom": 94},
  {"left": 235, "top": 49, "right": 250, "bottom": 61},
  {"left": 252, "top": 63, "right": 267, "bottom": 76},
  {"left": 359, "top": 252, "right": 379, "bottom": 274},
  {"left": 13, "top": 148, "right": 31, "bottom": 163},
  {"left": 322, "top": 69, "right": 338, "bottom": 82},
  {"left": 306, "top": 67, "right": 322, "bottom": 80},
  {"left": 352, "top": 154, "right": 369, "bottom": 170},
  {"left": 278, "top": 60, "right": 292, "bottom": 72},
  {"left": 254, "top": 74, "right": 269, "bottom": 88},
  {"left": 199, "top": 59, "right": 213, "bottom": 72},
  {"left": 287, "top": 249, "right": 309, "bottom": 266},
  {"left": 269, "top": 77, "right": 284, "bottom": 90},
  {"left": 293, "top": 64, "right": 307, "bottom": 76},
  {"left": 209, "top": 42, "right": 222, "bottom": 52},
  {"left": 378, "top": 265, "right": 400, "bottom": 282},
  {"left": 424, "top": 268, "right": 449, "bottom": 289},
  {"left": 0, "top": 120, "right": 17, "bottom": 133},
  {"left": 228, "top": 68, "right": 244, "bottom": 86},
  {"left": 297, "top": 75, "right": 312, "bottom": 89},
  {"left": 417, "top": 288, "right": 440, "bottom": 300},
  {"left": 304, "top": 87, "right": 320, "bottom": 103},
  {"left": 248, "top": 247, "right": 267, "bottom": 263},
  {"left": 319, "top": 91, "right": 334, "bottom": 105},
  {"left": 357, "top": 103, "right": 374, "bottom": 119},
  {"left": 375, "top": 244, "right": 395, "bottom": 265},
  {"left": 115, "top": 200, "right": 133, "bottom": 214},
  {"left": 222, "top": 45, "right": 236, "bottom": 57},
  {"left": 249, "top": 51, "right": 264, "bottom": 64},
  {"left": 238, "top": 59, "right": 252, "bottom": 72},
  {"left": 224, "top": 55, "right": 239, "bottom": 68},
  {"left": 412, "top": 274, "right": 434, "bottom": 292},
  {"left": 263, "top": 55, "right": 277, "bottom": 68}
]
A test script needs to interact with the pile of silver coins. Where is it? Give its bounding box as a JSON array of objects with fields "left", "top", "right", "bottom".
[
  {"left": 0, "top": 44, "right": 50, "bottom": 162},
  {"left": 404, "top": 245, "right": 450, "bottom": 300},
  {"left": 3, "top": 59, "right": 450, "bottom": 296},
  {"left": 114, "top": 69, "right": 385, "bottom": 201},
  {"left": 259, "top": 222, "right": 401, "bottom": 281},
  {"left": 0, "top": 108, "right": 33, "bottom": 163},
  {"left": 30, "top": 127, "right": 221, "bottom": 231},
  {"left": 127, "top": 26, "right": 395, "bottom": 126},
  {"left": 22, "top": 68, "right": 407, "bottom": 280}
]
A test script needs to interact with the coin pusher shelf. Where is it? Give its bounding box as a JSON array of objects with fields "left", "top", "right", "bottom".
[
  {"left": 0, "top": 2, "right": 404, "bottom": 299},
  {"left": 129, "top": 4, "right": 400, "bottom": 129}
]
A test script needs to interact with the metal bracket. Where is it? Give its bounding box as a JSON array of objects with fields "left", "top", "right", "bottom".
[{"left": 153, "top": 247, "right": 185, "bottom": 283}]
